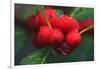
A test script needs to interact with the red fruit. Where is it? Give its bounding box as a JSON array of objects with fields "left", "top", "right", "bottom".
[
  {"left": 79, "top": 19, "right": 94, "bottom": 31},
  {"left": 65, "top": 29, "right": 81, "bottom": 48},
  {"left": 54, "top": 43, "right": 73, "bottom": 55},
  {"left": 35, "top": 27, "right": 64, "bottom": 48},
  {"left": 49, "top": 28, "right": 64, "bottom": 46},
  {"left": 58, "top": 15, "right": 79, "bottom": 33},
  {"left": 36, "top": 26, "right": 50, "bottom": 48},
  {"left": 38, "top": 9, "right": 59, "bottom": 28},
  {"left": 26, "top": 15, "right": 40, "bottom": 31}
]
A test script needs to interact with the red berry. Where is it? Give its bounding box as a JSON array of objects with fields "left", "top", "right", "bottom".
[
  {"left": 35, "top": 27, "right": 64, "bottom": 48},
  {"left": 79, "top": 19, "right": 94, "bottom": 31},
  {"left": 38, "top": 9, "right": 59, "bottom": 28},
  {"left": 49, "top": 28, "right": 64, "bottom": 46},
  {"left": 65, "top": 29, "right": 81, "bottom": 48},
  {"left": 26, "top": 15, "right": 40, "bottom": 31},
  {"left": 35, "top": 26, "right": 50, "bottom": 48},
  {"left": 58, "top": 15, "right": 79, "bottom": 33}
]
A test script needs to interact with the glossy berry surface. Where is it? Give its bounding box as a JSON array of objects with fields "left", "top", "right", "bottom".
[
  {"left": 35, "top": 26, "right": 50, "bottom": 48},
  {"left": 49, "top": 28, "right": 64, "bottom": 47},
  {"left": 65, "top": 29, "right": 81, "bottom": 48},
  {"left": 58, "top": 15, "right": 79, "bottom": 33},
  {"left": 38, "top": 9, "right": 59, "bottom": 28}
]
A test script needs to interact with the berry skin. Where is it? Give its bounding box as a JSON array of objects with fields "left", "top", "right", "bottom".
[
  {"left": 58, "top": 15, "right": 79, "bottom": 34},
  {"left": 38, "top": 9, "right": 59, "bottom": 28},
  {"left": 26, "top": 15, "right": 40, "bottom": 31},
  {"left": 49, "top": 28, "right": 64, "bottom": 47},
  {"left": 65, "top": 29, "right": 81, "bottom": 48},
  {"left": 35, "top": 26, "right": 50, "bottom": 48},
  {"left": 78, "top": 19, "right": 94, "bottom": 31},
  {"left": 35, "top": 27, "right": 64, "bottom": 48}
]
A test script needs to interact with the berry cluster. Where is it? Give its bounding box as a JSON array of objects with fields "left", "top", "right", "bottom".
[{"left": 26, "top": 8, "right": 82, "bottom": 55}]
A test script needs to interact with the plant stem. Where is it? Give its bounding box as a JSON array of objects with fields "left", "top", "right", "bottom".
[
  {"left": 70, "top": 7, "right": 80, "bottom": 17},
  {"left": 80, "top": 25, "right": 94, "bottom": 34},
  {"left": 41, "top": 48, "right": 50, "bottom": 64}
]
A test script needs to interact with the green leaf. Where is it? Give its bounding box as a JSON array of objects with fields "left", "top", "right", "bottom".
[
  {"left": 74, "top": 8, "right": 94, "bottom": 20},
  {"left": 15, "top": 26, "right": 29, "bottom": 54},
  {"left": 20, "top": 47, "right": 50, "bottom": 65}
]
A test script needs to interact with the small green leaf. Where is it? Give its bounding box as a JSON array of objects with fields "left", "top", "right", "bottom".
[
  {"left": 15, "top": 26, "right": 29, "bottom": 54},
  {"left": 20, "top": 47, "right": 50, "bottom": 65}
]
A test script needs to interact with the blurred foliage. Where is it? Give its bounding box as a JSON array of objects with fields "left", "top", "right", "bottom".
[
  {"left": 17, "top": 5, "right": 38, "bottom": 21},
  {"left": 56, "top": 9, "right": 64, "bottom": 17},
  {"left": 15, "top": 4, "right": 94, "bottom": 65},
  {"left": 74, "top": 8, "right": 94, "bottom": 20},
  {"left": 15, "top": 26, "right": 29, "bottom": 54}
]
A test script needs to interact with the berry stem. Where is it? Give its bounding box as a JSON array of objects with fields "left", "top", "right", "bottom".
[
  {"left": 80, "top": 24, "right": 94, "bottom": 34},
  {"left": 41, "top": 48, "right": 50, "bottom": 64},
  {"left": 37, "top": 6, "right": 52, "bottom": 29},
  {"left": 70, "top": 8, "right": 80, "bottom": 17}
]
